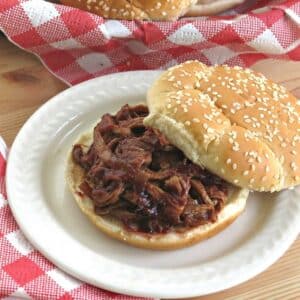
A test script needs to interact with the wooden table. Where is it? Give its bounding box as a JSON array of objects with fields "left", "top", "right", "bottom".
[{"left": 1, "top": 36, "right": 299, "bottom": 300}]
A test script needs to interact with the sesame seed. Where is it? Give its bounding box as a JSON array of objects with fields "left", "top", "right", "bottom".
[
  {"left": 291, "top": 150, "right": 297, "bottom": 155},
  {"left": 207, "top": 128, "right": 214, "bottom": 134},
  {"left": 250, "top": 178, "right": 255, "bottom": 184},
  {"left": 226, "top": 158, "right": 232, "bottom": 164},
  {"left": 232, "top": 163, "right": 237, "bottom": 170},
  {"left": 291, "top": 162, "right": 297, "bottom": 171},
  {"left": 243, "top": 170, "right": 249, "bottom": 176},
  {"left": 281, "top": 142, "right": 287, "bottom": 148}
]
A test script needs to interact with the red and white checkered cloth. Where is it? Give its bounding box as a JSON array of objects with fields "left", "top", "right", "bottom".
[
  {"left": 0, "top": 0, "right": 299, "bottom": 299},
  {"left": 0, "top": 0, "right": 299, "bottom": 85},
  {"left": 0, "top": 142, "right": 151, "bottom": 297}
]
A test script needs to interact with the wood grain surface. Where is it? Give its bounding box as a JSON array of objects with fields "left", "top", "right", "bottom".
[{"left": 0, "top": 36, "right": 299, "bottom": 299}]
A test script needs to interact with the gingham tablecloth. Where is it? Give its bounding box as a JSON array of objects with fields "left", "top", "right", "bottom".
[
  {"left": 0, "top": 0, "right": 299, "bottom": 85},
  {"left": 0, "top": 0, "right": 299, "bottom": 299},
  {"left": 0, "top": 150, "right": 149, "bottom": 298}
]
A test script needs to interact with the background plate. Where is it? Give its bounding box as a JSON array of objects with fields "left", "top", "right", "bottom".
[{"left": 6, "top": 71, "right": 300, "bottom": 298}]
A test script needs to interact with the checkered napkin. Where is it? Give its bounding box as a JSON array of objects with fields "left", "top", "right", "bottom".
[
  {"left": 0, "top": 0, "right": 300, "bottom": 299},
  {"left": 0, "top": 0, "right": 299, "bottom": 85},
  {"left": 0, "top": 144, "right": 152, "bottom": 297}
]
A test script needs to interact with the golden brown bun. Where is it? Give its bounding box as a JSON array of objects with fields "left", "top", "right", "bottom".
[
  {"left": 60, "top": 0, "right": 196, "bottom": 21},
  {"left": 66, "top": 131, "right": 248, "bottom": 250},
  {"left": 60, "top": 0, "right": 244, "bottom": 20},
  {"left": 144, "top": 61, "right": 300, "bottom": 192}
]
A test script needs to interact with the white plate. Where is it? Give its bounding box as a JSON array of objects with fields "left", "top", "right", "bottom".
[{"left": 6, "top": 71, "right": 300, "bottom": 299}]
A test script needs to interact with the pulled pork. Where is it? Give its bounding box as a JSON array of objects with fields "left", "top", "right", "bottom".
[{"left": 72, "top": 105, "right": 228, "bottom": 234}]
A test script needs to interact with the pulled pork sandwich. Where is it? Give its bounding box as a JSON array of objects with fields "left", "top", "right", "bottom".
[
  {"left": 66, "top": 61, "right": 299, "bottom": 250},
  {"left": 60, "top": 0, "right": 245, "bottom": 21},
  {"left": 67, "top": 104, "right": 248, "bottom": 249}
]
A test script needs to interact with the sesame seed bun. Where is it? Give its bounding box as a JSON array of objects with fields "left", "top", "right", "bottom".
[
  {"left": 60, "top": 0, "right": 244, "bottom": 21},
  {"left": 66, "top": 131, "right": 248, "bottom": 250},
  {"left": 144, "top": 61, "right": 300, "bottom": 192}
]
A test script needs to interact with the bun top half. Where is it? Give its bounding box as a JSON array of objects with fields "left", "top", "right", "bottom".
[
  {"left": 60, "top": 0, "right": 197, "bottom": 21},
  {"left": 60, "top": 0, "right": 244, "bottom": 20},
  {"left": 144, "top": 61, "right": 300, "bottom": 192}
]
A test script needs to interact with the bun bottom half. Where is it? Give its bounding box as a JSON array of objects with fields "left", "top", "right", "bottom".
[{"left": 66, "top": 132, "right": 249, "bottom": 250}]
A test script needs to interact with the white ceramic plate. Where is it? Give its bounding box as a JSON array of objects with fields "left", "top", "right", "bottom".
[{"left": 6, "top": 71, "right": 300, "bottom": 299}]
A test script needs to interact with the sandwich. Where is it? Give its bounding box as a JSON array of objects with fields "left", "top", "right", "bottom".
[
  {"left": 66, "top": 61, "right": 300, "bottom": 250},
  {"left": 60, "top": 0, "right": 245, "bottom": 21}
]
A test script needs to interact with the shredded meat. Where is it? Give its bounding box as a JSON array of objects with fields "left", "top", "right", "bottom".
[{"left": 72, "top": 105, "right": 229, "bottom": 233}]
